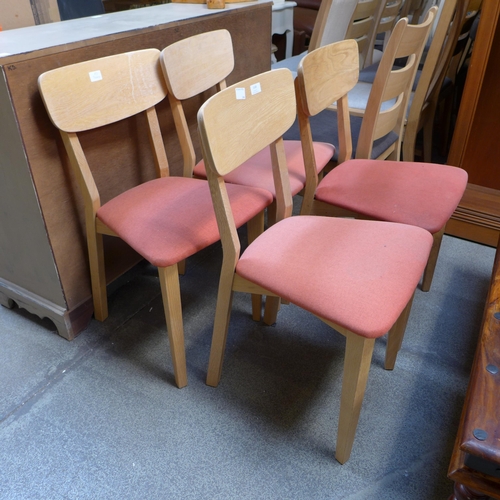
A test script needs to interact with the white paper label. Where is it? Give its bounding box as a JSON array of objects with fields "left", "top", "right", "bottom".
[
  {"left": 250, "top": 83, "right": 261, "bottom": 95},
  {"left": 89, "top": 70, "right": 103, "bottom": 82},
  {"left": 235, "top": 88, "right": 246, "bottom": 100}
]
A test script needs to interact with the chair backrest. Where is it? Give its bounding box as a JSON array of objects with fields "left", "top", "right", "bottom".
[
  {"left": 344, "top": 0, "right": 384, "bottom": 68},
  {"left": 160, "top": 29, "right": 234, "bottom": 178},
  {"left": 309, "top": 0, "right": 359, "bottom": 51},
  {"left": 295, "top": 39, "right": 360, "bottom": 211},
  {"left": 355, "top": 7, "right": 436, "bottom": 160},
  {"left": 38, "top": 48, "right": 169, "bottom": 216},
  {"left": 403, "top": 0, "right": 468, "bottom": 161},
  {"left": 198, "top": 68, "right": 296, "bottom": 249},
  {"left": 364, "top": 0, "right": 405, "bottom": 66}
]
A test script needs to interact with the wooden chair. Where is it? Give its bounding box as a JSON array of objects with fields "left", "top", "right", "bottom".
[
  {"left": 298, "top": 39, "right": 468, "bottom": 292},
  {"left": 38, "top": 49, "right": 274, "bottom": 388},
  {"left": 284, "top": 10, "right": 436, "bottom": 166},
  {"left": 344, "top": 0, "right": 385, "bottom": 68},
  {"left": 161, "top": 30, "right": 335, "bottom": 221},
  {"left": 402, "top": 0, "right": 469, "bottom": 162},
  {"left": 272, "top": 0, "right": 359, "bottom": 75},
  {"left": 198, "top": 66, "right": 433, "bottom": 464},
  {"left": 365, "top": 0, "right": 405, "bottom": 67}
]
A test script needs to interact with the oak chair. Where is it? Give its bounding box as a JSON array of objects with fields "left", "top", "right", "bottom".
[
  {"left": 161, "top": 30, "right": 334, "bottom": 222},
  {"left": 298, "top": 39, "right": 468, "bottom": 292},
  {"left": 344, "top": 0, "right": 384, "bottom": 68},
  {"left": 38, "top": 49, "right": 274, "bottom": 388},
  {"left": 198, "top": 66, "right": 434, "bottom": 464},
  {"left": 272, "top": 0, "right": 359, "bottom": 75},
  {"left": 284, "top": 10, "right": 436, "bottom": 169}
]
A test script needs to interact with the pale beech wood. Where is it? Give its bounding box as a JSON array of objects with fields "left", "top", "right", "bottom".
[
  {"left": 38, "top": 49, "right": 167, "bottom": 133},
  {"left": 402, "top": 0, "right": 467, "bottom": 162},
  {"left": 200, "top": 65, "right": 426, "bottom": 464},
  {"left": 246, "top": 213, "right": 266, "bottom": 321},
  {"left": 38, "top": 49, "right": 195, "bottom": 387},
  {"left": 159, "top": 265, "right": 188, "bottom": 389},
  {"left": 160, "top": 30, "right": 234, "bottom": 178},
  {"left": 160, "top": 30, "right": 234, "bottom": 101},
  {"left": 309, "top": 0, "right": 359, "bottom": 52},
  {"left": 345, "top": 0, "right": 384, "bottom": 68},
  {"left": 385, "top": 293, "right": 414, "bottom": 370},
  {"left": 199, "top": 69, "right": 296, "bottom": 387},
  {"left": 421, "top": 227, "right": 445, "bottom": 292},
  {"left": 296, "top": 40, "right": 359, "bottom": 214},
  {"left": 335, "top": 332, "right": 375, "bottom": 464},
  {"left": 356, "top": 10, "right": 436, "bottom": 160}
]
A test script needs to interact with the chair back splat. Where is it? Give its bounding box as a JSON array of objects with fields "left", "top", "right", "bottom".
[
  {"left": 160, "top": 29, "right": 234, "bottom": 178},
  {"left": 39, "top": 48, "right": 274, "bottom": 388},
  {"left": 199, "top": 64, "right": 434, "bottom": 464},
  {"left": 173, "top": 31, "right": 335, "bottom": 220}
]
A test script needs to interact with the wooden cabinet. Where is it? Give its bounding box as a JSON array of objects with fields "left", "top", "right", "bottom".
[
  {"left": 446, "top": 0, "right": 500, "bottom": 247},
  {"left": 0, "top": 2, "right": 272, "bottom": 339}
]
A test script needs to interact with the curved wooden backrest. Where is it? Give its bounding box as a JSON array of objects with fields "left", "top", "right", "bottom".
[
  {"left": 356, "top": 7, "right": 436, "bottom": 158},
  {"left": 364, "top": 0, "right": 405, "bottom": 66},
  {"left": 345, "top": 0, "right": 384, "bottom": 67},
  {"left": 38, "top": 49, "right": 167, "bottom": 133},
  {"left": 198, "top": 68, "right": 296, "bottom": 177},
  {"left": 403, "top": 0, "right": 468, "bottom": 161},
  {"left": 297, "top": 39, "right": 360, "bottom": 117},
  {"left": 309, "top": 0, "right": 359, "bottom": 51},
  {"left": 160, "top": 29, "right": 234, "bottom": 100}
]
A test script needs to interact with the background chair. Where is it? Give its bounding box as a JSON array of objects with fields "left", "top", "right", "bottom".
[
  {"left": 297, "top": 39, "right": 468, "bottom": 292},
  {"left": 272, "top": 0, "right": 359, "bottom": 75},
  {"left": 284, "top": 11, "right": 436, "bottom": 167},
  {"left": 38, "top": 49, "right": 274, "bottom": 388},
  {"left": 198, "top": 66, "right": 433, "bottom": 464},
  {"left": 162, "top": 30, "right": 334, "bottom": 222}
]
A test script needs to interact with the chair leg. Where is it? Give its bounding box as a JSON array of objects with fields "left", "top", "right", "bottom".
[
  {"left": 206, "top": 263, "right": 236, "bottom": 387},
  {"left": 385, "top": 293, "right": 415, "bottom": 370},
  {"left": 421, "top": 227, "right": 444, "bottom": 292},
  {"left": 158, "top": 265, "right": 187, "bottom": 389},
  {"left": 247, "top": 212, "right": 265, "bottom": 321},
  {"left": 87, "top": 231, "right": 108, "bottom": 321},
  {"left": 263, "top": 296, "right": 281, "bottom": 325},
  {"left": 336, "top": 332, "right": 375, "bottom": 464},
  {"left": 178, "top": 259, "right": 186, "bottom": 276}
]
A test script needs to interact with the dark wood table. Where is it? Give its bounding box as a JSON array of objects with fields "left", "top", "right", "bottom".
[{"left": 448, "top": 242, "right": 500, "bottom": 499}]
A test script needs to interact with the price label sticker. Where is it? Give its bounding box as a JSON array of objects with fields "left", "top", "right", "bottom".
[
  {"left": 89, "top": 70, "right": 103, "bottom": 82},
  {"left": 250, "top": 83, "right": 261, "bottom": 95},
  {"left": 235, "top": 87, "right": 246, "bottom": 100}
]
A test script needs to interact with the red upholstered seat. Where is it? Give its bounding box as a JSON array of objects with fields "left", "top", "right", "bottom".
[
  {"left": 315, "top": 160, "right": 468, "bottom": 234},
  {"left": 194, "top": 141, "right": 334, "bottom": 197},
  {"left": 236, "top": 216, "right": 433, "bottom": 338},
  {"left": 97, "top": 177, "right": 273, "bottom": 268}
]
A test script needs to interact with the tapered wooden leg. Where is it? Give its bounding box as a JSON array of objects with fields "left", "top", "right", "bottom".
[
  {"left": 385, "top": 293, "right": 415, "bottom": 370},
  {"left": 206, "top": 263, "right": 236, "bottom": 387},
  {"left": 263, "top": 296, "right": 281, "bottom": 325},
  {"left": 422, "top": 228, "right": 445, "bottom": 292},
  {"left": 247, "top": 212, "right": 265, "bottom": 321},
  {"left": 178, "top": 259, "right": 186, "bottom": 276},
  {"left": 88, "top": 230, "right": 108, "bottom": 321},
  {"left": 158, "top": 265, "right": 187, "bottom": 389},
  {"left": 336, "top": 333, "right": 375, "bottom": 464}
]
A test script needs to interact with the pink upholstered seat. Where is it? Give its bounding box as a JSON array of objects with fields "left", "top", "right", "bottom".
[
  {"left": 194, "top": 141, "right": 334, "bottom": 197},
  {"left": 236, "top": 215, "right": 432, "bottom": 338},
  {"left": 97, "top": 177, "right": 272, "bottom": 268},
  {"left": 315, "top": 160, "right": 468, "bottom": 234}
]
